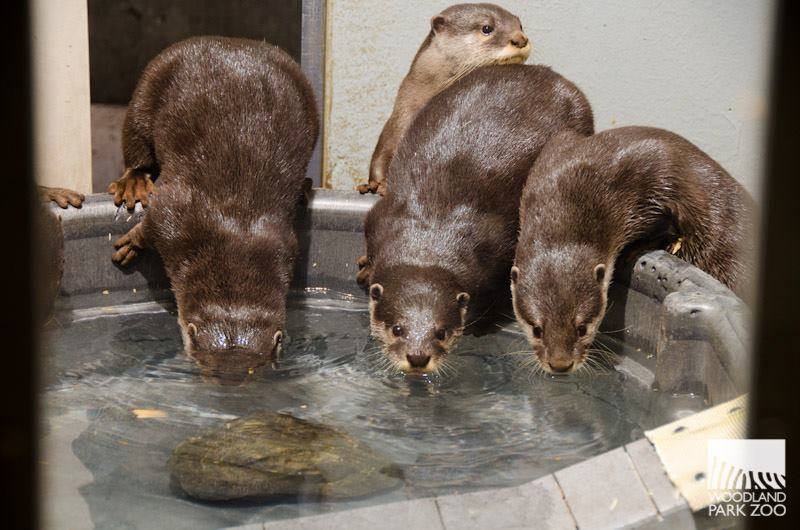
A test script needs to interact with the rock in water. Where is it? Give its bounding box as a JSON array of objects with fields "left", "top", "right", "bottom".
[{"left": 169, "top": 411, "right": 403, "bottom": 501}]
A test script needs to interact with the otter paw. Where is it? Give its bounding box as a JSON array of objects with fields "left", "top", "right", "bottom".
[
  {"left": 356, "top": 181, "right": 379, "bottom": 195},
  {"left": 108, "top": 169, "right": 155, "bottom": 211},
  {"left": 112, "top": 230, "right": 144, "bottom": 267},
  {"left": 669, "top": 237, "right": 684, "bottom": 255},
  {"left": 356, "top": 267, "right": 372, "bottom": 287},
  {"left": 356, "top": 256, "right": 372, "bottom": 286},
  {"left": 39, "top": 186, "right": 85, "bottom": 208}
]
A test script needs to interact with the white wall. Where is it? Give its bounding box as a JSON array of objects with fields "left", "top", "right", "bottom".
[
  {"left": 325, "top": 0, "right": 775, "bottom": 196},
  {"left": 31, "top": 0, "right": 93, "bottom": 193}
]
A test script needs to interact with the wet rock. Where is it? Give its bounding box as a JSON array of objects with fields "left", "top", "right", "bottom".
[{"left": 169, "top": 411, "right": 403, "bottom": 501}]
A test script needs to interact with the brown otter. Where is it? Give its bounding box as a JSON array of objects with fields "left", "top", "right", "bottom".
[
  {"left": 110, "top": 37, "right": 319, "bottom": 378},
  {"left": 35, "top": 185, "right": 84, "bottom": 324},
  {"left": 359, "top": 64, "right": 594, "bottom": 374},
  {"left": 511, "top": 126, "right": 755, "bottom": 374},
  {"left": 357, "top": 3, "right": 531, "bottom": 196}
]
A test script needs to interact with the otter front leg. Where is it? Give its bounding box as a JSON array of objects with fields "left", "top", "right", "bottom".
[
  {"left": 108, "top": 168, "right": 155, "bottom": 211},
  {"left": 112, "top": 222, "right": 148, "bottom": 266},
  {"left": 358, "top": 133, "right": 392, "bottom": 196},
  {"left": 39, "top": 186, "right": 85, "bottom": 208},
  {"left": 357, "top": 163, "right": 385, "bottom": 195},
  {"left": 356, "top": 181, "right": 379, "bottom": 194},
  {"left": 356, "top": 174, "right": 387, "bottom": 196},
  {"left": 356, "top": 255, "right": 372, "bottom": 286}
]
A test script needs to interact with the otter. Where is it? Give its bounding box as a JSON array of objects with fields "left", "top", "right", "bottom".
[
  {"left": 359, "top": 64, "right": 594, "bottom": 374},
  {"left": 35, "top": 185, "right": 83, "bottom": 324},
  {"left": 110, "top": 37, "right": 318, "bottom": 379},
  {"left": 357, "top": 3, "right": 531, "bottom": 196},
  {"left": 510, "top": 126, "right": 756, "bottom": 374}
]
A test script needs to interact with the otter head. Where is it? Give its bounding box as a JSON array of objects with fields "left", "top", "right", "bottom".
[
  {"left": 179, "top": 303, "right": 285, "bottom": 384},
  {"left": 162, "top": 229, "right": 295, "bottom": 383},
  {"left": 510, "top": 246, "right": 611, "bottom": 374},
  {"left": 368, "top": 266, "right": 470, "bottom": 374},
  {"left": 430, "top": 3, "right": 531, "bottom": 70}
]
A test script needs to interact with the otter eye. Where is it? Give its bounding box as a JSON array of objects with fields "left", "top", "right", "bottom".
[
  {"left": 532, "top": 325, "right": 544, "bottom": 339},
  {"left": 435, "top": 328, "right": 447, "bottom": 341},
  {"left": 577, "top": 324, "right": 587, "bottom": 338},
  {"left": 391, "top": 325, "right": 404, "bottom": 337},
  {"left": 481, "top": 25, "right": 494, "bottom": 35}
]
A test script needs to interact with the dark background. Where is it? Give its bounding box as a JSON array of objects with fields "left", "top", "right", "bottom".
[
  {"left": 88, "top": 0, "right": 301, "bottom": 104},
  {"left": 748, "top": 2, "right": 800, "bottom": 528},
  {"left": 88, "top": 0, "right": 303, "bottom": 192}
]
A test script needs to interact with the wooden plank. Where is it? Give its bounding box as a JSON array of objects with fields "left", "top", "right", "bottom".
[{"left": 645, "top": 395, "right": 748, "bottom": 511}]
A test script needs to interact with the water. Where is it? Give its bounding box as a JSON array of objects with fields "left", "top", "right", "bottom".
[{"left": 40, "top": 294, "right": 704, "bottom": 529}]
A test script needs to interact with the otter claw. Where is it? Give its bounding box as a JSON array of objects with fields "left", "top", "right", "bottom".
[{"left": 108, "top": 169, "right": 155, "bottom": 211}]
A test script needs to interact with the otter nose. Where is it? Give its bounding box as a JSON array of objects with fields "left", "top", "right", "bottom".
[
  {"left": 510, "top": 31, "right": 529, "bottom": 48},
  {"left": 407, "top": 352, "right": 431, "bottom": 369},
  {"left": 548, "top": 361, "right": 574, "bottom": 373}
]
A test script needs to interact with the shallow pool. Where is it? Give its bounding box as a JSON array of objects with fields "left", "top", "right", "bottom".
[{"left": 40, "top": 294, "right": 704, "bottom": 529}]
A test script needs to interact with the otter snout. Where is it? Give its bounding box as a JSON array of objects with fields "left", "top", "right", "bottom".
[
  {"left": 406, "top": 351, "right": 431, "bottom": 369},
  {"left": 510, "top": 31, "right": 529, "bottom": 49},
  {"left": 548, "top": 360, "right": 575, "bottom": 374},
  {"left": 193, "top": 346, "right": 269, "bottom": 386}
]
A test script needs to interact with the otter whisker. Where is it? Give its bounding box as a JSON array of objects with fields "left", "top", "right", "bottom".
[
  {"left": 462, "top": 300, "right": 498, "bottom": 330},
  {"left": 599, "top": 324, "right": 631, "bottom": 334},
  {"left": 590, "top": 342, "right": 621, "bottom": 365},
  {"left": 501, "top": 350, "right": 535, "bottom": 357}
]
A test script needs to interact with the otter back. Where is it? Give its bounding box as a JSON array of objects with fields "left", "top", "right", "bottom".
[
  {"left": 366, "top": 64, "right": 594, "bottom": 329},
  {"left": 517, "top": 126, "right": 755, "bottom": 296},
  {"left": 116, "top": 37, "right": 318, "bottom": 373}
]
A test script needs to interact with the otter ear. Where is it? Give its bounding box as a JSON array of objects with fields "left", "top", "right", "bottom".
[
  {"left": 431, "top": 15, "right": 446, "bottom": 32},
  {"left": 594, "top": 264, "right": 606, "bottom": 284},
  {"left": 187, "top": 322, "right": 198, "bottom": 338},
  {"left": 273, "top": 330, "right": 283, "bottom": 345},
  {"left": 510, "top": 266, "right": 520, "bottom": 284},
  {"left": 370, "top": 283, "right": 384, "bottom": 301},
  {"left": 456, "top": 292, "right": 470, "bottom": 308}
]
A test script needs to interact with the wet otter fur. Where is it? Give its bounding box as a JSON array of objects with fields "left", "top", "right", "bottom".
[
  {"left": 360, "top": 64, "right": 594, "bottom": 374},
  {"left": 511, "top": 127, "right": 756, "bottom": 374},
  {"left": 111, "top": 37, "right": 319, "bottom": 378},
  {"left": 358, "top": 3, "right": 531, "bottom": 196}
]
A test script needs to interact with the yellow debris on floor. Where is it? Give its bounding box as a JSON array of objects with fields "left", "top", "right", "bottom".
[{"left": 132, "top": 409, "right": 167, "bottom": 419}]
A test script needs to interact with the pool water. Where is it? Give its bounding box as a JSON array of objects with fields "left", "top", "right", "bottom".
[{"left": 40, "top": 294, "right": 704, "bottom": 529}]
